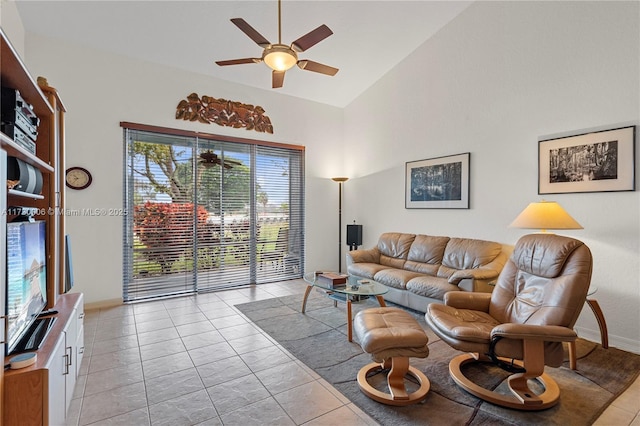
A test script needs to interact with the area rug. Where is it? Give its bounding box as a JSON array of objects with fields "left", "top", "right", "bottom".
[{"left": 236, "top": 293, "right": 640, "bottom": 425}]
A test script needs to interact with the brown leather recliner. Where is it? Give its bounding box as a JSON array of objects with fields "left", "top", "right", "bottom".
[{"left": 425, "top": 233, "right": 592, "bottom": 410}]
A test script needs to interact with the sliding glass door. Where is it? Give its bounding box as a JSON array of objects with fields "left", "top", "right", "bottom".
[{"left": 122, "top": 125, "right": 304, "bottom": 302}]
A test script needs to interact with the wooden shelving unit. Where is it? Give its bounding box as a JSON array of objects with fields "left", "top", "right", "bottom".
[
  {"left": 1, "top": 28, "right": 65, "bottom": 307},
  {"left": 1, "top": 28, "right": 73, "bottom": 425}
]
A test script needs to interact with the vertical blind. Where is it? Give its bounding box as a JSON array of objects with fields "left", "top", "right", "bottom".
[{"left": 122, "top": 124, "right": 305, "bottom": 302}]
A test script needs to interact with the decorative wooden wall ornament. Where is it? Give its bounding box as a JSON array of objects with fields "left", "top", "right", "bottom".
[{"left": 176, "top": 93, "right": 274, "bottom": 134}]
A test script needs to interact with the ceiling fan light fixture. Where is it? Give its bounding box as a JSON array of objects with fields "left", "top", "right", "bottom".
[
  {"left": 263, "top": 44, "right": 298, "bottom": 71},
  {"left": 216, "top": 1, "right": 337, "bottom": 88}
]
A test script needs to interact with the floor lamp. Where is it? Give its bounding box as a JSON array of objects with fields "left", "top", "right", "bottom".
[{"left": 332, "top": 177, "right": 348, "bottom": 273}]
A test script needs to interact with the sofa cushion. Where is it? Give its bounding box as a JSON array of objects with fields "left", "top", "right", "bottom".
[
  {"left": 407, "top": 235, "right": 450, "bottom": 264},
  {"left": 403, "top": 260, "right": 440, "bottom": 276},
  {"left": 442, "top": 238, "right": 502, "bottom": 270},
  {"left": 437, "top": 265, "right": 457, "bottom": 280},
  {"left": 377, "top": 232, "right": 415, "bottom": 268},
  {"left": 348, "top": 263, "right": 389, "bottom": 280},
  {"left": 404, "top": 235, "right": 450, "bottom": 275},
  {"left": 373, "top": 268, "right": 425, "bottom": 290},
  {"left": 406, "top": 276, "right": 460, "bottom": 300}
]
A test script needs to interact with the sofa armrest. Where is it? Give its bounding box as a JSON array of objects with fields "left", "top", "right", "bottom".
[
  {"left": 443, "top": 291, "right": 491, "bottom": 312},
  {"left": 447, "top": 244, "right": 511, "bottom": 285},
  {"left": 346, "top": 247, "right": 380, "bottom": 265},
  {"left": 457, "top": 278, "right": 496, "bottom": 293},
  {"left": 448, "top": 268, "right": 500, "bottom": 285}
]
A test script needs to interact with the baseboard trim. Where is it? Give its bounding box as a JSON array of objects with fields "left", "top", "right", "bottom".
[{"left": 84, "top": 298, "right": 123, "bottom": 311}]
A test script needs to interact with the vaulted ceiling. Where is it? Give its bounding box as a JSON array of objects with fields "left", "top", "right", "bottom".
[{"left": 15, "top": 1, "right": 471, "bottom": 107}]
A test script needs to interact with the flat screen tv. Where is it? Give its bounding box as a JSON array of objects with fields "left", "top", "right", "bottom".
[{"left": 5, "top": 220, "right": 47, "bottom": 355}]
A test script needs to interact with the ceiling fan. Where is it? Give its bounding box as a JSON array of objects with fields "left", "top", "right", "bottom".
[
  {"left": 216, "top": 0, "right": 339, "bottom": 89},
  {"left": 199, "top": 150, "right": 242, "bottom": 169}
]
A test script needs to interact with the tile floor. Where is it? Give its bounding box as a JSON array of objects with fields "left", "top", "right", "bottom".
[{"left": 67, "top": 279, "right": 640, "bottom": 426}]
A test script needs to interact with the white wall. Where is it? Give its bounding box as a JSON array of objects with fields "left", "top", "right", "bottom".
[
  {"left": 22, "top": 34, "right": 344, "bottom": 304},
  {"left": 343, "top": 1, "right": 640, "bottom": 353},
  {"left": 0, "top": 0, "right": 25, "bottom": 57}
]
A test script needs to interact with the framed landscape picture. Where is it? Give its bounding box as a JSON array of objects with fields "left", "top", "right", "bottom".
[
  {"left": 539, "top": 126, "right": 636, "bottom": 194},
  {"left": 405, "top": 152, "right": 470, "bottom": 209}
]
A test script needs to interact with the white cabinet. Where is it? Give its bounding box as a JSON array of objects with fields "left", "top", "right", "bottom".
[
  {"left": 63, "top": 294, "right": 84, "bottom": 413},
  {"left": 47, "top": 297, "right": 83, "bottom": 425},
  {"left": 47, "top": 335, "right": 67, "bottom": 426},
  {"left": 44, "top": 305, "right": 81, "bottom": 426},
  {"left": 74, "top": 302, "right": 85, "bottom": 378}
]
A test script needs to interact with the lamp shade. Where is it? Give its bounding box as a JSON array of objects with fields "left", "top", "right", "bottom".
[{"left": 509, "top": 201, "right": 583, "bottom": 232}]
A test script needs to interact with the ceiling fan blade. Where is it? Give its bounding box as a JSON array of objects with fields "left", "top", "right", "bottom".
[
  {"left": 291, "top": 24, "right": 333, "bottom": 52},
  {"left": 231, "top": 18, "right": 271, "bottom": 48},
  {"left": 215, "top": 58, "right": 262, "bottom": 66},
  {"left": 297, "top": 60, "right": 339, "bottom": 76},
  {"left": 272, "top": 70, "right": 285, "bottom": 88}
]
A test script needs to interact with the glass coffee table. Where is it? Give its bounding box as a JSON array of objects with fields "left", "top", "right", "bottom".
[{"left": 302, "top": 271, "right": 389, "bottom": 342}]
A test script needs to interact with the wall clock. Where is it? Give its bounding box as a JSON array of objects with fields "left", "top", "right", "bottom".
[{"left": 65, "top": 167, "right": 92, "bottom": 190}]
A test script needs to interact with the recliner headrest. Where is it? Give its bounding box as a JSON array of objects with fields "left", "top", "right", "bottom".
[{"left": 511, "top": 234, "right": 584, "bottom": 278}]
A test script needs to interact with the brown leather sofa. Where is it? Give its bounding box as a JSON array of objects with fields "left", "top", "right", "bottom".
[{"left": 346, "top": 232, "right": 511, "bottom": 312}]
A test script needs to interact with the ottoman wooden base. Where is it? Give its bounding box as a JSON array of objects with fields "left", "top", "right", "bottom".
[
  {"left": 357, "top": 358, "right": 431, "bottom": 406},
  {"left": 354, "top": 307, "right": 431, "bottom": 406}
]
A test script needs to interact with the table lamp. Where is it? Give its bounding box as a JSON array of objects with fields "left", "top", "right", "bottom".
[{"left": 509, "top": 200, "right": 583, "bottom": 233}]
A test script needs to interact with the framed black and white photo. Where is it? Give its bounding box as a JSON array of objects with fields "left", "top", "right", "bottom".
[
  {"left": 539, "top": 126, "right": 635, "bottom": 194},
  {"left": 405, "top": 152, "right": 470, "bottom": 209}
]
